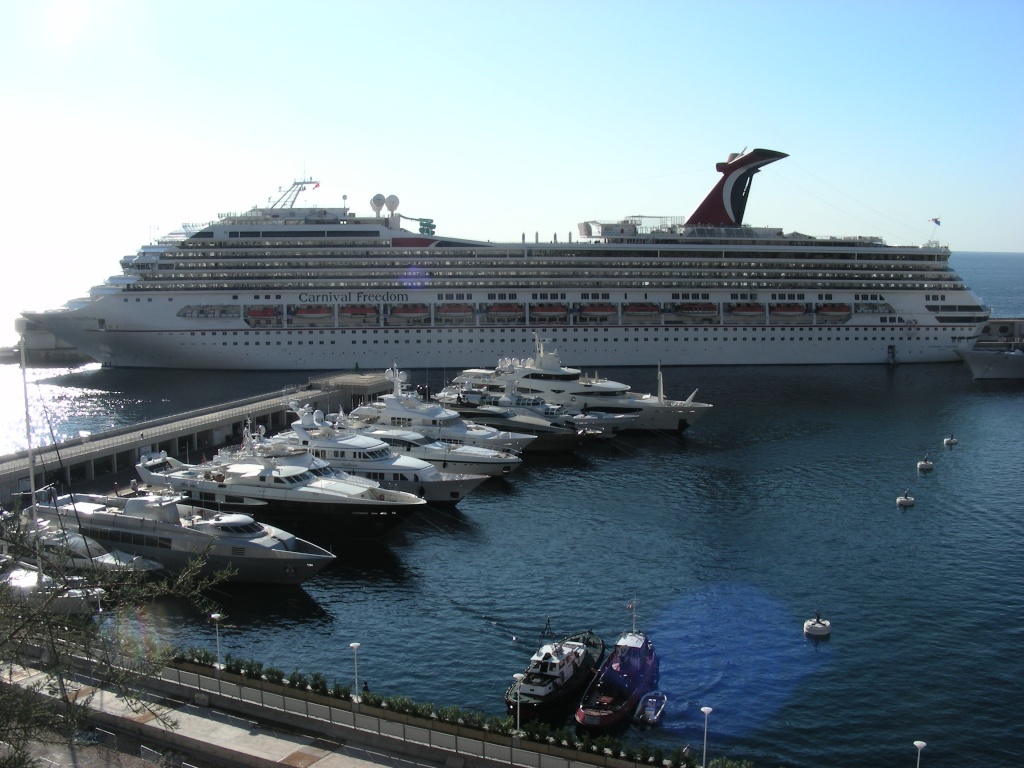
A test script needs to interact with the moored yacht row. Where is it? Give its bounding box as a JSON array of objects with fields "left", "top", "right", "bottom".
[{"left": 6, "top": 352, "right": 710, "bottom": 592}]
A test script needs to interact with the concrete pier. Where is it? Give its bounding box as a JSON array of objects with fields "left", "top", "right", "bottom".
[{"left": 0, "top": 371, "right": 393, "bottom": 505}]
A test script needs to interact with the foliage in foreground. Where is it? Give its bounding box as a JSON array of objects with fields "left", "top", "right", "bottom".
[{"left": 1, "top": 511, "right": 231, "bottom": 768}]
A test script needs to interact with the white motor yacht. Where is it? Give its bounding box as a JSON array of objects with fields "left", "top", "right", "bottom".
[
  {"left": 267, "top": 402, "right": 489, "bottom": 505},
  {"left": 343, "top": 423, "right": 523, "bottom": 477},
  {"left": 348, "top": 365, "right": 536, "bottom": 452},
  {"left": 30, "top": 488, "right": 335, "bottom": 585},
  {"left": 449, "top": 335, "right": 712, "bottom": 433},
  {"left": 136, "top": 424, "right": 426, "bottom": 540}
]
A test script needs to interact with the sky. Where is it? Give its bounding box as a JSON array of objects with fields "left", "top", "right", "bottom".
[{"left": 1, "top": 0, "right": 1022, "bottom": 346}]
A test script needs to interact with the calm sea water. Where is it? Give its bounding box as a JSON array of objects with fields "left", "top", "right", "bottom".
[{"left": 2, "top": 252, "right": 1022, "bottom": 768}]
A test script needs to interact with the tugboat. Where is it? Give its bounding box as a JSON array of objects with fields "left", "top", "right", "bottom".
[
  {"left": 575, "top": 600, "right": 659, "bottom": 730},
  {"left": 504, "top": 620, "right": 604, "bottom": 720}
]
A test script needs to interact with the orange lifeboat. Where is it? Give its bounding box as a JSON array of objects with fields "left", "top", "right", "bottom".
[
  {"left": 486, "top": 303, "right": 525, "bottom": 320},
  {"left": 622, "top": 302, "right": 661, "bottom": 316},
  {"left": 436, "top": 303, "right": 475, "bottom": 320},
  {"left": 730, "top": 303, "right": 765, "bottom": 318},
  {"left": 770, "top": 303, "right": 806, "bottom": 317},
  {"left": 340, "top": 305, "right": 377, "bottom": 316},
  {"left": 676, "top": 302, "right": 718, "bottom": 318},
  {"left": 292, "top": 304, "right": 333, "bottom": 320},
  {"left": 338, "top": 305, "right": 379, "bottom": 324},
  {"left": 390, "top": 303, "right": 430, "bottom": 320},
  {"left": 580, "top": 302, "right": 617, "bottom": 319},
  {"left": 817, "top": 303, "right": 852, "bottom": 318},
  {"left": 530, "top": 303, "right": 569, "bottom": 319}
]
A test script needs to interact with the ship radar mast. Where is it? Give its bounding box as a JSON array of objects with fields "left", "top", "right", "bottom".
[{"left": 270, "top": 178, "right": 321, "bottom": 209}]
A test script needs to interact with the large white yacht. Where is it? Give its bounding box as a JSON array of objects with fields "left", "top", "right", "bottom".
[
  {"left": 449, "top": 336, "right": 712, "bottom": 433},
  {"left": 29, "top": 488, "right": 335, "bottom": 585},
  {"left": 343, "top": 424, "right": 523, "bottom": 477},
  {"left": 135, "top": 426, "right": 426, "bottom": 540},
  {"left": 347, "top": 366, "right": 537, "bottom": 452},
  {"left": 267, "top": 402, "right": 489, "bottom": 505},
  {"left": 20, "top": 148, "right": 989, "bottom": 370}
]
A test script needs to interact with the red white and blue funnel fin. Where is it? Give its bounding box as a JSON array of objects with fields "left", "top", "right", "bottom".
[{"left": 686, "top": 148, "right": 788, "bottom": 227}]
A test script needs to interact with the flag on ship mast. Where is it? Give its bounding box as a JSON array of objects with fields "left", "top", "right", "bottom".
[{"left": 930, "top": 217, "right": 941, "bottom": 226}]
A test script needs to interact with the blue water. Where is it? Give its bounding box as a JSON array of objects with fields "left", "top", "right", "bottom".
[{"left": 2, "top": 252, "right": 1023, "bottom": 767}]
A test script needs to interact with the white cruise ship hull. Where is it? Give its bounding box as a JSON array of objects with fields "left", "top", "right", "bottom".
[
  {"left": 22, "top": 148, "right": 988, "bottom": 370},
  {"left": 26, "top": 302, "right": 979, "bottom": 370}
]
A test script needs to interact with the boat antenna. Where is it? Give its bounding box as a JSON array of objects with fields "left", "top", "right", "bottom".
[
  {"left": 628, "top": 597, "right": 639, "bottom": 632},
  {"left": 540, "top": 616, "right": 554, "bottom": 644},
  {"left": 270, "top": 179, "right": 320, "bottom": 209}
]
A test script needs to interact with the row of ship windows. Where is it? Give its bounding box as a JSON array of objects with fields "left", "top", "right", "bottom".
[
  {"left": 129, "top": 279, "right": 963, "bottom": 294},
  {"left": 172, "top": 247, "right": 947, "bottom": 265},
  {"left": 190, "top": 324, "right": 929, "bottom": 337},
  {"left": 145, "top": 264, "right": 958, "bottom": 279},
  {"left": 187, "top": 334, "right": 943, "bottom": 345}
]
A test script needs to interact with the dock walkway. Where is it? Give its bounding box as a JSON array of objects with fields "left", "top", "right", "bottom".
[{"left": 0, "top": 372, "right": 392, "bottom": 505}]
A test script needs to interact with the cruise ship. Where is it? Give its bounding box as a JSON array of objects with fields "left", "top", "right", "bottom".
[{"left": 21, "top": 148, "right": 989, "bottom": 370}]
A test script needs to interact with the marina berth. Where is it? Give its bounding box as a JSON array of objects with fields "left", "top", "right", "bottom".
[
  {"left": 29, "top": 488, "right": 335, "bottom": 585},
  {"left": 135, "top": 425, "right": 426, "bottom": 541},
  {"left": 267, "top": 402, "right": 489, "bottom": 505},
  {"left": 21, "top": 149, "right": 989, "bottom": 370}
]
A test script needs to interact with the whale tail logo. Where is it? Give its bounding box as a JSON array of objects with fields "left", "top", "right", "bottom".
[{"left": 686, "top": 148, "right": 788, "bottom": 227}]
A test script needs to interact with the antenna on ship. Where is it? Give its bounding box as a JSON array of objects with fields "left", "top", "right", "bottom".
[{"left": 271, "top": 178, "right": 320, "bottom": 209}]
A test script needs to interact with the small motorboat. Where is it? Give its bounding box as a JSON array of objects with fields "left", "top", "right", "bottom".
[
  {"left": 633, "top": 690, "right": 667, "bottom": 725},
  {"left": 917, "top": 453, "right": 934, "bottom": 472},
  {"left": 944, "top": 434, "right": 958, "bottom": 447},
  {"left": 897, "top": 490, "right": 916, "bottom": 508},
  {"left": 803, "top": 612, "right": 831, "bottom": 637}
]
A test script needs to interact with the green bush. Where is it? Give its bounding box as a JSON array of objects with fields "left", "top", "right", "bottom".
[
  {"left": 243, "top": 659, "right": 264, "bottom": 680},
  {"left": 264, "top": 667, "right": 284, "bottom": 684},
  {"left": 193, "top": 647, "right": 216, "bottom": 666},
  {"left": 383, "top": 695, "right": 417, "bottom": 714},
  {"left": 436, "top": 704, "right": 463, "bottom": 723},
  {"left": 330, "top": 681, "right": 351, "bottom": 700},
  {"left": 287, "top": 669, "right": 308, "bottom": 690},
  {"left": 309, "top": 672, "right": 328, "bottom": 695}
]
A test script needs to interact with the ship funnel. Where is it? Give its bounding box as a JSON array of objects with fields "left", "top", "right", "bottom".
[{"left": 686, "top": 148, "right": 788, "bottom": 227}]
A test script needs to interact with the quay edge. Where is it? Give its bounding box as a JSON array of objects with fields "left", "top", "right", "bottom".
[{"left": 0, "top": 371, "right": 392, "bottom": 506}]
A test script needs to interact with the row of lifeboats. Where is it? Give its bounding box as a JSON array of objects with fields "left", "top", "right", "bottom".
[{"left": 233, "top": 301, "right": 855, "bottom": 325}]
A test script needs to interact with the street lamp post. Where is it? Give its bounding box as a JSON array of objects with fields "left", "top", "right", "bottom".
[
  {"left": 210, "top": 613, "right": 223, "bottom": 679},
  {"left": 701, "top": 706, "right": 713, "bottom": 768},
  {"left": 350, "top": 642, "right": 361, "bottom": 702},
  {"left": 512, "top": 673, "right": 526, "bottom": 735},
  {"left": 914, "top": 740, "right": 927, "bottom": 768}
]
